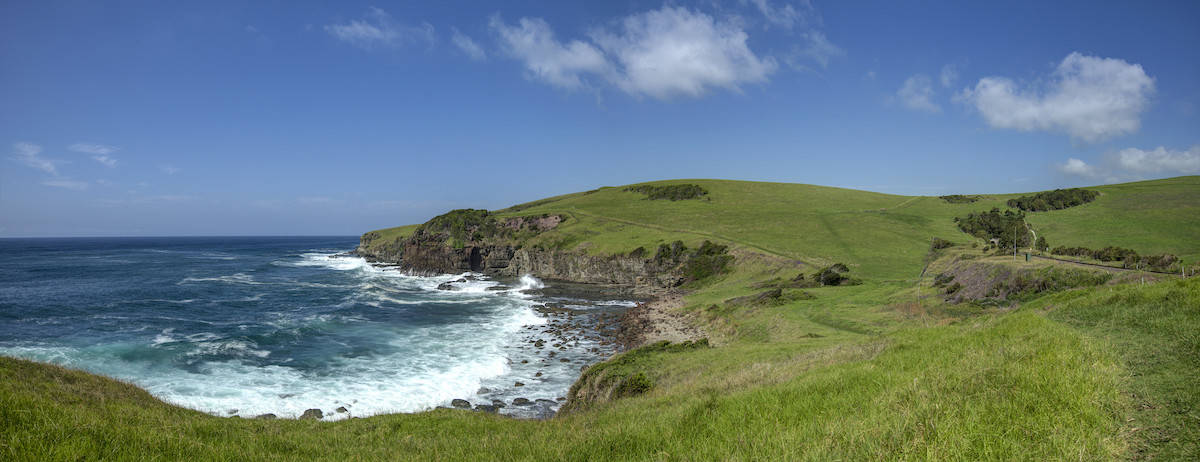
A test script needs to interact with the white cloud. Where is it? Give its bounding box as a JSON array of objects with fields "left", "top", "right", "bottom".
[
  {"left": 1057, "top": 145, "right": 1199, "bottom": 182},
  {"left": 490, "top": 6, "right": 776, "bottom": 100},
  {"left": 161, "top": 165, "right": 181, "bottom": 175},
  {"left": 1057, "top": 158, "right": 1101, "bottom": 178},
  {"left": 326, "top": 7, "right": 435, "bottom": 49},
  {"left": 1114, "top": 145, "right": 1200, "bottom": 175},
  {"left": 11, "top": 142, "right": 59, "bottom": 175},
  {"left": 451, "top": 28, "right": 486, "bottom": 61},
  {"left": 786, "top": 31, "right": 843, "bottom": 71},
  {"left": 591, "top": 7, "right": 777, "bottom": 99},
  {"left": 42, "top": 179, "right": 89, "bottom": 190},
  {"left": 939, "top": 64, "right": 958, "bottom": 88},
  {"left": 897, "top": 74, "right": 940, "bottom": 112},
  {"left": 490, "top": 16, "right": 611, "bottom": 91},
  {"left": 960, "top": 52, "right": 1155, "bottom": 142}
]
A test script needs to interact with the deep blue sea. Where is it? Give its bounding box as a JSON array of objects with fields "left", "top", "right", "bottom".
[{"left": 0, "top": 237, "right": 628, "bottom": 419}]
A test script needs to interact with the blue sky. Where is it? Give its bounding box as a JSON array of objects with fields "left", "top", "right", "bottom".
[{"left": 2, "top": 0, "right": 1198, "bottom": 236}]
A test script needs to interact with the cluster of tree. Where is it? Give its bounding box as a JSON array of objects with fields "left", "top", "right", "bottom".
[
  {"left": 653, "top": 240, "right": 734, "bottom": 282},
  {"left": 954, "top": 208, "right": 1032, "bottom": 249},
  {"left": 1051, "top": 245, "right": 1180, "bottom": 270},
  {"left": 624, "top": 184, "right": 708, "bottom": 201},
  {"left": 939, "top": 195, "right": 982, "bottom": 204},
  {"left": 1006, "top": 188, "right": 1099, "bottom": 211}
]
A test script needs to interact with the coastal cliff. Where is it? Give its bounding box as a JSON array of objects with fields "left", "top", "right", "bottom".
[{"left": 356, "top": 209, "right": 695, "bottom": 294}]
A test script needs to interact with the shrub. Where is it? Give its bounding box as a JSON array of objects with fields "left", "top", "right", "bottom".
[
  {"left": 812, "top": 263, "right": 857, "bottom": 286},
  {"left": 1035, "top": 236, "right": 1049, "bottom": 252},
  {"left": 1007, "top": 188, "right": 1099, "bottom": 211},
  {"left": 418, "top": 209, "right": 500, "bottom": 243},
  {"left": 614, "top": 372, "right": 652, "bottom": 397},
  {"left": 654, "top": 240, "right": 689, "bottom": 264},
  {"left": 931, "top": 237, "right": 954, "bottom": 250},
  {"left": 650, "top": 240, "right": 734, "bottom": 282},
  {"left": 1093, "top": 246, "right": 1138, "bottom": 263},
  {"left": 624, "top": 184, "right": 708, "bottom": 201},
  {"left": 681, "top": 241, "right": 734, "bottom": 281},
  {"left": 939, "top": 194, "right": 982, "bottom": 204}
]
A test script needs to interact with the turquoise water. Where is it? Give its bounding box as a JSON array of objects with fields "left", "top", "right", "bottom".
[{"left": 0, "top": 237, "right": 627, "bottom": 419}]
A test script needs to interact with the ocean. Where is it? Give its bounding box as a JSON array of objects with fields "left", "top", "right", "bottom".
[{"left": 0, "top": 236, "right": 630, "bottom": 419}]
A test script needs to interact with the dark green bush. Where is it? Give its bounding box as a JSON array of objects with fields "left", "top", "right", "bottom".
[
  {"left": 681, "top": 241, "right": 734, "bottom": 281},
  {"left": 614, "top": 372, "right": 652, "bottom": 397},
  {"left": 418, "top": 209, "right": 500, "bottom": 243},
  {"left": 654, "top": 240, "right": 689, "bottom": 264},
  {"left": 812, "top": 263, "right": 857, "bottom": 286},
  {"left": 1035, "top": 236, "right": 1049, "bottom": 252},
  {"left": 624, "top": 184, "right": 708, "bottom": 201},
  {"left": 931, "top": 237, "right": 954, "bottom": 250},
  {"left": 939, "top": 195, "right": 982, "bottom": 204},
  {"left": 1007, "top": 188, "right": 1099, "bottom": 211}
]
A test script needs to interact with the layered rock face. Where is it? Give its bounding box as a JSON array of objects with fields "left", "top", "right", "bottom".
[{"left": 356, "top": 211, "right": 684, "bottom": 293}]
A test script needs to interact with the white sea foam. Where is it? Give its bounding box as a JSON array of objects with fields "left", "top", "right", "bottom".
[{"left": 179, "top": 273, "right": 263, "bottom": 285}]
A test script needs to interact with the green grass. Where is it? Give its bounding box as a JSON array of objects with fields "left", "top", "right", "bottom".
[
  {"left": 6, "top": 176, "right": 1199, "bottom": 460},
  {"left": 362, "top": 176, "right": 1198, "bottom": 280},
  {"left": 1033, "top": 277, "right": 1200, "bottom": 460}
]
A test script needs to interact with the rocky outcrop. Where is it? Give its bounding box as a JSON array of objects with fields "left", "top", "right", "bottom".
[{"left": 356, "top": 211, "right": 688, "bottom": 294}]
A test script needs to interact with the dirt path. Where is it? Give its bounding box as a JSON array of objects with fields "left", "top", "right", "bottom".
[{"left": 615, "top": 293, "right": 705, "bottom": 349}]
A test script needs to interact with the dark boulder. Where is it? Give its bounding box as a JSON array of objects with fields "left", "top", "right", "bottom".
[
  {"left": 300, "top": 408, "right": 323, "bottom": 420},
  {"left": 254, "top": 413, "right": 277, "bottom": 420},
  {"left": 512, "top": 398, "right": 532, "bottom": 406},
  {"left": 451, "top": 399, "right": 471, "bottom": 409}
]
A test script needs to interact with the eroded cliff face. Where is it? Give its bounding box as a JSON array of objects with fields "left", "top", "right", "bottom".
[{"left": 355, "top": 212, "right": 684, "bottom": 294}]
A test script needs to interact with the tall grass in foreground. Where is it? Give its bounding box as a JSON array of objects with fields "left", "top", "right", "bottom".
[{"left": 1033, "top": 277, "right": 1200, "bottom": 460}]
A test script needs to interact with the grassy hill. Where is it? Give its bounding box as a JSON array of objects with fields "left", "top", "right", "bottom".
[
  {"left": 362, "top": 175, "right": 1200, "bottom": 278},
  {"left": 4, "top": 176, "right": 1199, "bottom": 460}
]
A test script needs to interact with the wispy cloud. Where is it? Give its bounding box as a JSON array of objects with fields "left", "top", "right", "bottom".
[
  {"left": 68, "top": 143, "right": 118, "bottom": 155},
  {"left": 897, "top": 74, "right": 940, "bottom": 113},
  {"left": 786, "top": 31, "right": 843, "bottom": 71},
  {"left": 42, "top": 179, "right": 89, "bottom": 190},
  {"left": 741, "top": 0, "right": 811, "bottom": 30},
  {"left": 326, "top": 7, "right": 435, "bottom": 50},
  {"left": 160, "top": 165, "right": 181, "bottom": 175},
  {"left": 11, "top": 142, "right": 60, "bottom": 175},
  {"left": 490, "top": 6, "right": 776, "bottom": 100},
  {"left": 959, "top": 52, "right": 1155, "bottom": 142},
  {"left": 68, "top": 143, "right": 120, "bottom": 167},
  {"left": 451, "top": 28, "right": 486, "bottom": 61},
  {"left": 939, "top": 64, "right": 958, "bottom": 88}
]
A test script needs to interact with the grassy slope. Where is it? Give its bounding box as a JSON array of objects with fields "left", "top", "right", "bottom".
[
  {"left": 5, "top": 176, "right": 1199, "bottom": 460},
  {"left": 494, "top": 176, "right": 1198, "bottom": 279}
]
